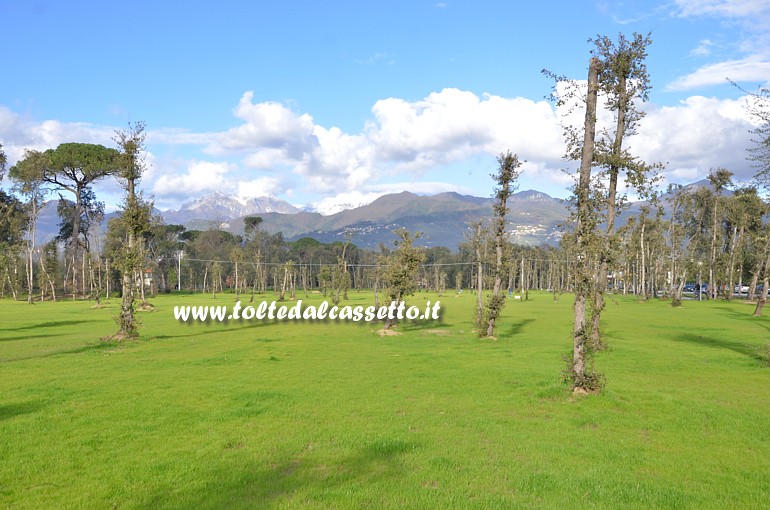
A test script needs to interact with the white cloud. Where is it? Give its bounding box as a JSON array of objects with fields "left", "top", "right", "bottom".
[
  {"left": 367, "top": 88, "right": 563, "bottom": 172},
  {"left": 212, "top": 92, "right": 316, "bottom": 157},
  {"left": 631, "top": 95, "right": 755, "bottom": 182},
  {"left": 668, "top": 56, "right": 770, "bottom": 90},
  {"left": 299, "top": 125, "right": 373, "bottom": 191},
  {"left": 236, "top": 177, "right": 283, "bottom": 200},
  {"left": 690, "top": 39, "right": 714, "bottom": 57},
  {"left": 0, "top": 106, "right": 114, "bottom": 165},
  {"left": 242, "top": 147, "right": 294, "bottom": 169},
  {"left": 203, "top": 88, "right": 566, "bottom": 196},
  {"left": 152, "top": 160, "right": 233, "bottom": 195}
]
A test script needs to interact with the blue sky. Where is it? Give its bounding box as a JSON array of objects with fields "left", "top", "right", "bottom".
[{"left": 2, "top": 0, "right": 769, "bottom": 213}]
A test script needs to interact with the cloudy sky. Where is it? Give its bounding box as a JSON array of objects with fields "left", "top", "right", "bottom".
[{"left": 1, "top": 0, "right": 769, "bottom": 212}]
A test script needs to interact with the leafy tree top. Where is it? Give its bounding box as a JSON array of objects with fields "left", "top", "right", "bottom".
[{"left": 10, "top": 143, "right": 120, "bottom": 194}]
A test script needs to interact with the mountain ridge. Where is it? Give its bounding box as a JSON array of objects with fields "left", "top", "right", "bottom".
[{"left": 33, "top": 181, "right": 720, "bottom": 251}]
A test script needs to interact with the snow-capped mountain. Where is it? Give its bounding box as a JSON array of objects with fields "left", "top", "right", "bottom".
[
  {"left": 162, "top": 191, "right": 299, "bottom": 224},
  {"left": 303, "top": 192, "right": 387, "bottom": 216},
  {"left": 303, "top": 198, "right": 378, "bottom": 216}
]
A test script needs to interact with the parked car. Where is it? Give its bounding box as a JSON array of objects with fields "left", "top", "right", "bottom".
[{"left": 734, "top": 284, "right": 750, "bottom": 294}]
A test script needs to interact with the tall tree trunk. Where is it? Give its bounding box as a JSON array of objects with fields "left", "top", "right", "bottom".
[
  {"left": 640, "top": 221, "right": 647, "bottom": 300},
  {"left": 753, "top": 247, "right": 770, "bottom": 316},
  {"left": 485, "top": 153, "right": 520, "bottom": 337},
  {"left": 475, "top": 223, "right": 484, "bottom": 328},
  {"left": 591, "top": 73, "right": 626, "bottom": 348},
  {"left": 70, "top": 187, "right": 83, "bottom": 298},
  {"left": 572, "top": 57, "right": 599, "bottom": 390},
  {"left": 234, "top": 259, "right": 240, "bottom": 301},
  {"left": 710, "top": 194, "right": 719, "bottom": 300}
]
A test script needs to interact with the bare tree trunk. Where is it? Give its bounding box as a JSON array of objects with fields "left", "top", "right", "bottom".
[
  {"left": 279, "top": 266, "right": 289, "bottom": 301},
  {"left": 250, "top": 263, "right": 257, "bottom": 302},
  {"left": 710, "top": 194, "right": 719, "bottom": 300},
  {"left": 374, "top": 273, "right": 380, "bottom": 309},
  {"left": 475, "top": 224, "right": 483, "bottom": 328},
  {"left": 71, "top": 254, "right": 77, "bottom": 300},
  {"left": 639, "top": 222, "right": 647, "bottom": 301},
  {"left": 726, "top": 225, "right": 739, "bottom": 300},
  {"left": 26, "top": 245, "right": 34, "bottom": 304},
  {"left": 40, "top": 253, "right": 56, "bottom": 302},
  {"left": 234, "top": 259, "right": 239, "bottom": 302},
  {"left": 139, "top": 268, "right": 146, "bottom": 303},
  {"left": 753, "top": 249, "right": 770, "bottom": 316}
]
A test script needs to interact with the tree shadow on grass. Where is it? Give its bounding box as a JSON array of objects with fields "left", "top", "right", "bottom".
[
  {"left": 709, "top": 306, "right": 770, "bottom": 338},
  {"left": 0, "top": 401, "right": 46, "bottom": 421},
  {"left": 398, "top": 320, "right": 448, "bottom": 334},
  {"left": 160, "top": 439, "right": 417, "bottom": 509},
  {"left": 152, "top": 322, "right": 274, "bottom": 342},
  {"left": 1, "top": 342, "right": 112, "bottom": 363},
  {"left": 0, "top": 319, "right": 95, "bottom": 334},
  {"left": 713, "top": 305, "right": 757, "bottom": 318},
  {"left": 0, "top": 320, "right": 101, "bottom": 342},
  {"left": 506, "top": 318, "right": 535, "bottom": 337},
  {"left": 0, "top": 333, "right": 63, "bottom": 342},
  {"left": 669, "top": 333, "right": 766, "bottom": 364}
]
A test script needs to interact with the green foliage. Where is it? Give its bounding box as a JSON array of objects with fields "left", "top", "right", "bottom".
[
  {"left": 112, "top": 122, "right": 148, "bottom": 339},
  {"left": 741, "top": 85, "right": 770, "bottom": 189},
  {"left": 0, "top": 190, "right": 27, "bottom": 247},
  {"left": 384, "top": 228, "right": 426, "bottom": 303},
  {"left": 243, "top": 215, "right": 263, "bottom": 242},
  {"left": 483, "top": 151, "right": 522, "bottom": 337}
]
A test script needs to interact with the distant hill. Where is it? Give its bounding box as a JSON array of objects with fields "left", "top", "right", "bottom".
[{"left": 222, "top": 190, "right": 568, "bottom": 250}]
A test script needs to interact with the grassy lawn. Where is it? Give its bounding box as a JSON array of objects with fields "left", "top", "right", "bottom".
[{"left": 1, "top": 291, "right": 769, "bottom": 509}]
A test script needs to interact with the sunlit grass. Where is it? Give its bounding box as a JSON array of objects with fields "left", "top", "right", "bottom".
[{"left": 1, "top": 291, "right": 769, "bottom": 508}]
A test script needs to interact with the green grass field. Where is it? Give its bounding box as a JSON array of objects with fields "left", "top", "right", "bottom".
[{"left": 1, "top": 291, "right": 769, "bottom": 509}]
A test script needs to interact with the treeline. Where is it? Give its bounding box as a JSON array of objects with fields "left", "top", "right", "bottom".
[{"left": 0, "top": 183, "right": 567, "bottom": 301}]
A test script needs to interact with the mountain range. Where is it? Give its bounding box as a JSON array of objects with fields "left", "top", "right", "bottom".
[
  {"left": 162, "top": 192, "right": 300, "bottom": 224},
  {"left": 166, "top": 189, "right": 569, "bottom": 250},
  {"left": 32, "top": 180, "right": 718, "bottom": 251}
]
